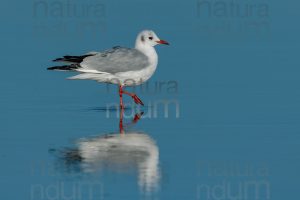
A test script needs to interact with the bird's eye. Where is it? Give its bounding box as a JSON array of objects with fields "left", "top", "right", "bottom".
[{"left": 148, "top": 37, "right": 153, "bottom": 40}]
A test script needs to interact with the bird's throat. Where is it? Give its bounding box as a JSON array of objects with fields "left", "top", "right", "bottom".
[{"left": 135, "top": 44, "right": 158, "bottom": 66}]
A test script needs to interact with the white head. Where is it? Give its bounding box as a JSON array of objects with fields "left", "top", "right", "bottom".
[{"left": 135, "top": 30, "right": 169, "bottom": 49}]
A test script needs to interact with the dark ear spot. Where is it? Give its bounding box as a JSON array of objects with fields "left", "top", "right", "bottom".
[{"left": 141, "top": 35, "right": 145, "bottom": 42}]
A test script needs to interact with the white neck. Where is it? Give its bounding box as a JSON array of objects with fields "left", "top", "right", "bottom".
[{"left": 135, "top": 41, "right": 158, "bottom": 66}]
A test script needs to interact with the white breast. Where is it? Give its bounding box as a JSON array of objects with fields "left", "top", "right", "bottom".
[{"left": 115, "top": 45, "right": 158, "bottom": 86}]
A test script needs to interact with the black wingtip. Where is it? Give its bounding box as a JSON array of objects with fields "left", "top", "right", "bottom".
[
  {"left": 52, "top": 55, "right": 71, "bottom": 62},
  {"left": 47, "top": 64, "right": 80, "bottom": 71},
  {"left": 47, "top": 66, "right": 57, "bottom": 70}
]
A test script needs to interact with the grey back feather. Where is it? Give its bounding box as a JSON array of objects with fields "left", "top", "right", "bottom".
[{"left": 80, "top": 46, "right": 149, "bottom": 74}]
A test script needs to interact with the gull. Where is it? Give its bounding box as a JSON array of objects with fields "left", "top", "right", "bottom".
[
  {"left": 59, "top": 131, "right": 160, "bottom": 193},
  {"left": 55, "top": 112, "right": 160, "bottom": 193},
  {"left": 47, "top": 30, "right": 169, "bottom": 107}
]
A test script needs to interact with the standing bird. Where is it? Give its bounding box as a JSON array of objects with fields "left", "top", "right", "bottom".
[{"left": 47, "top": 30, "right": 169, "bottom": 108}]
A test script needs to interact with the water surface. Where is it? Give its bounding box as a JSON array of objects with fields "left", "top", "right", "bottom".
[{"left": 1, "top": 0, "right": 300, "bottom": 199}]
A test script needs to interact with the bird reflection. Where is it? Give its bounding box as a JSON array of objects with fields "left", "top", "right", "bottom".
[{"left": 55, "top": 111, "right": 160, "bottom": 194}]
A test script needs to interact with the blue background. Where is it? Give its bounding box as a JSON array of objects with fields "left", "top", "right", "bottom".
[{"left": 0, "top": 0, "right": 299, "bottom": 199}]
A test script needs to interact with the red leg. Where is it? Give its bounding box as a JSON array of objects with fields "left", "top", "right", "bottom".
[
  {"left": 119, "top": 110, "right": 124, "bottom": 134},
  {"left": 119, "top": 85, "right": 124, "bottom": 133},
  {"left": 122, "top": 90, "right": 144, "bottom": 106},
  {"left": 119, "top": 85, "right": 124, "bottom": 109}
]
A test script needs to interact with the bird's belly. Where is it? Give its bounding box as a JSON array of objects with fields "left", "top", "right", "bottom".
[{"left": 115, "top": 65, "right": 157, "bottom": 86}]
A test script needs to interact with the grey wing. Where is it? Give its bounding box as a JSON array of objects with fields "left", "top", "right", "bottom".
[{"left": 80, "top": 46, "right": 149, "bottom": 74}]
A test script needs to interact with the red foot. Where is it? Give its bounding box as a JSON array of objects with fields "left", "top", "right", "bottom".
[
  {"left": 132, "top": 94, "right": 144, "bottom": 106},
  {"left": 133, "top": 112, "right": 144, "bottom": 123},
  {"left": 119, "top": 85, "right": 144, "bottom": 106}
]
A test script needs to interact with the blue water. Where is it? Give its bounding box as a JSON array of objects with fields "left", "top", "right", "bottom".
[{"left": 1, "top": 0, "right": 300, "bottom": 199}]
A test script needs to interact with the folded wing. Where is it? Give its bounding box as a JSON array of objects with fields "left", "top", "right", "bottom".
[{"left": 80, "top": 46, "right": 149, "bottom": 74}]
